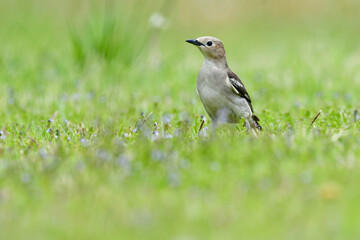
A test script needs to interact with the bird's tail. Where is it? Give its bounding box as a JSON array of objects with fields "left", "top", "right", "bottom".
[{"left": 252, "top": 115, "right": 262, "bottom": 131}]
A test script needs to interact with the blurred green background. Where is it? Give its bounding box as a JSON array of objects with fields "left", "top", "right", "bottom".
[{"left": 1, "top": 0, "right": 360, "bottom": 239}]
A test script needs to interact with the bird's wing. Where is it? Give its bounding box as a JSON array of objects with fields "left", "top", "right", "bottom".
[{"left": 226, "top": 69, "right": 254, "bottom": 112}]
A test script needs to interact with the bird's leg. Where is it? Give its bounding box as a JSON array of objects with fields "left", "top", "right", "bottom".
[
  {"left": 243, "top": 119, "right": 257, "bottom": 137},
  {"left": 211, "top": 120, "right": 218, "bottom": 132},
  {"left": 244, "top": 120, "right": 251, "bottom": 133},
  {"left": 251, "top": 129, "right": 258, "bottom": 137}
]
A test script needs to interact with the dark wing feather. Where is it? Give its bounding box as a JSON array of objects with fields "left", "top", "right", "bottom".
[
  {"left": 227, "top": 69, "right": 262, "bottom": 130},
  {"left": 227, "top": 69, "right": 254, "bottom": 112}
]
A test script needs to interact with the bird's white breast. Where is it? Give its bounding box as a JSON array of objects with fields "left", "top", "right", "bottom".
[
  {"left": 196, "top": 60, "right": 252, "bottom": 123},
  {"left": 196, "top": 62, "right": 231, "bottom": 121}
]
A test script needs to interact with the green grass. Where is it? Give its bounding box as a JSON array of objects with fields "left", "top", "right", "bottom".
[{"left": 1, "top": 1, "right": 360, "bottom": 239}]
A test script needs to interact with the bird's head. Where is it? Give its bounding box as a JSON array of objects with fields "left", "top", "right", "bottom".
[{"left": 186, "top": 36, "right": 226, "bottom": 61}]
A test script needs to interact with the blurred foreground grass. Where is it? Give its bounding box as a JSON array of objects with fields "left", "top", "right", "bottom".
[{"left": 1, "top": 0, "right": 360, "bottom": 239}]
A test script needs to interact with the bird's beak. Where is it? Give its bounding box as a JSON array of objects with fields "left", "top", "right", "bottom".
[{"left": 186, "top": 39, "right": 204, "bottom": 46}]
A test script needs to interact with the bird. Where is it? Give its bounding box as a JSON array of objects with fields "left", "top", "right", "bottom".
[{"left": 186, "top": 36, "right": 262, "bottom": 133}]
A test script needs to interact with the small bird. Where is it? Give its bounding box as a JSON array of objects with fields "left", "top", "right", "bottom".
[{"left": 186, "top": 36, "right": 262, "bottom": 132}]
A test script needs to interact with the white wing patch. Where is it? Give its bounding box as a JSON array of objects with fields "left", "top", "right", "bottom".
[
  {"left": 230, "top": 82, "right": 239, "bottom": 94},
  {"left": 227, "top": 76, "right": 252, "bottom": 102},
  {"left": 227, "top": 76, "right": 244, "bottom": 95}
]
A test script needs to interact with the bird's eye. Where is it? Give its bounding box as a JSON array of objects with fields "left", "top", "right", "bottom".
[{"left": 206, "top": 41, "right": 213, "bottom": 46}]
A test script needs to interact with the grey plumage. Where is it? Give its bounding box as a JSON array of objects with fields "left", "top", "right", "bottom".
[{"left": 186, "top": 36, "right": 262, "bottom": 132}]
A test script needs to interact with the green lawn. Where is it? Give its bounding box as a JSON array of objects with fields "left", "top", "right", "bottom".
[{"left": 1, "top": 1, "right": 360, "bottom": 239}]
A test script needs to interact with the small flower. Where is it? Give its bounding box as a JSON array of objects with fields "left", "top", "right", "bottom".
[
  {"left": 199, "top": 127, "right": 208, "bottom": 138},
  {"left": 151, "top": 131, "right": 159, "bottom": 141},
  {"left": 164, "top": 133, "right": 173, "bottom": 139},
  {"left": 163, "top": 114, "right": 171, "bottom": 124}
]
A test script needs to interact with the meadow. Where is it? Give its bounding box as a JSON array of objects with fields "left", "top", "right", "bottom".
[{"left": 1, "top": 0, "right": 360, "bottom": 239}]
